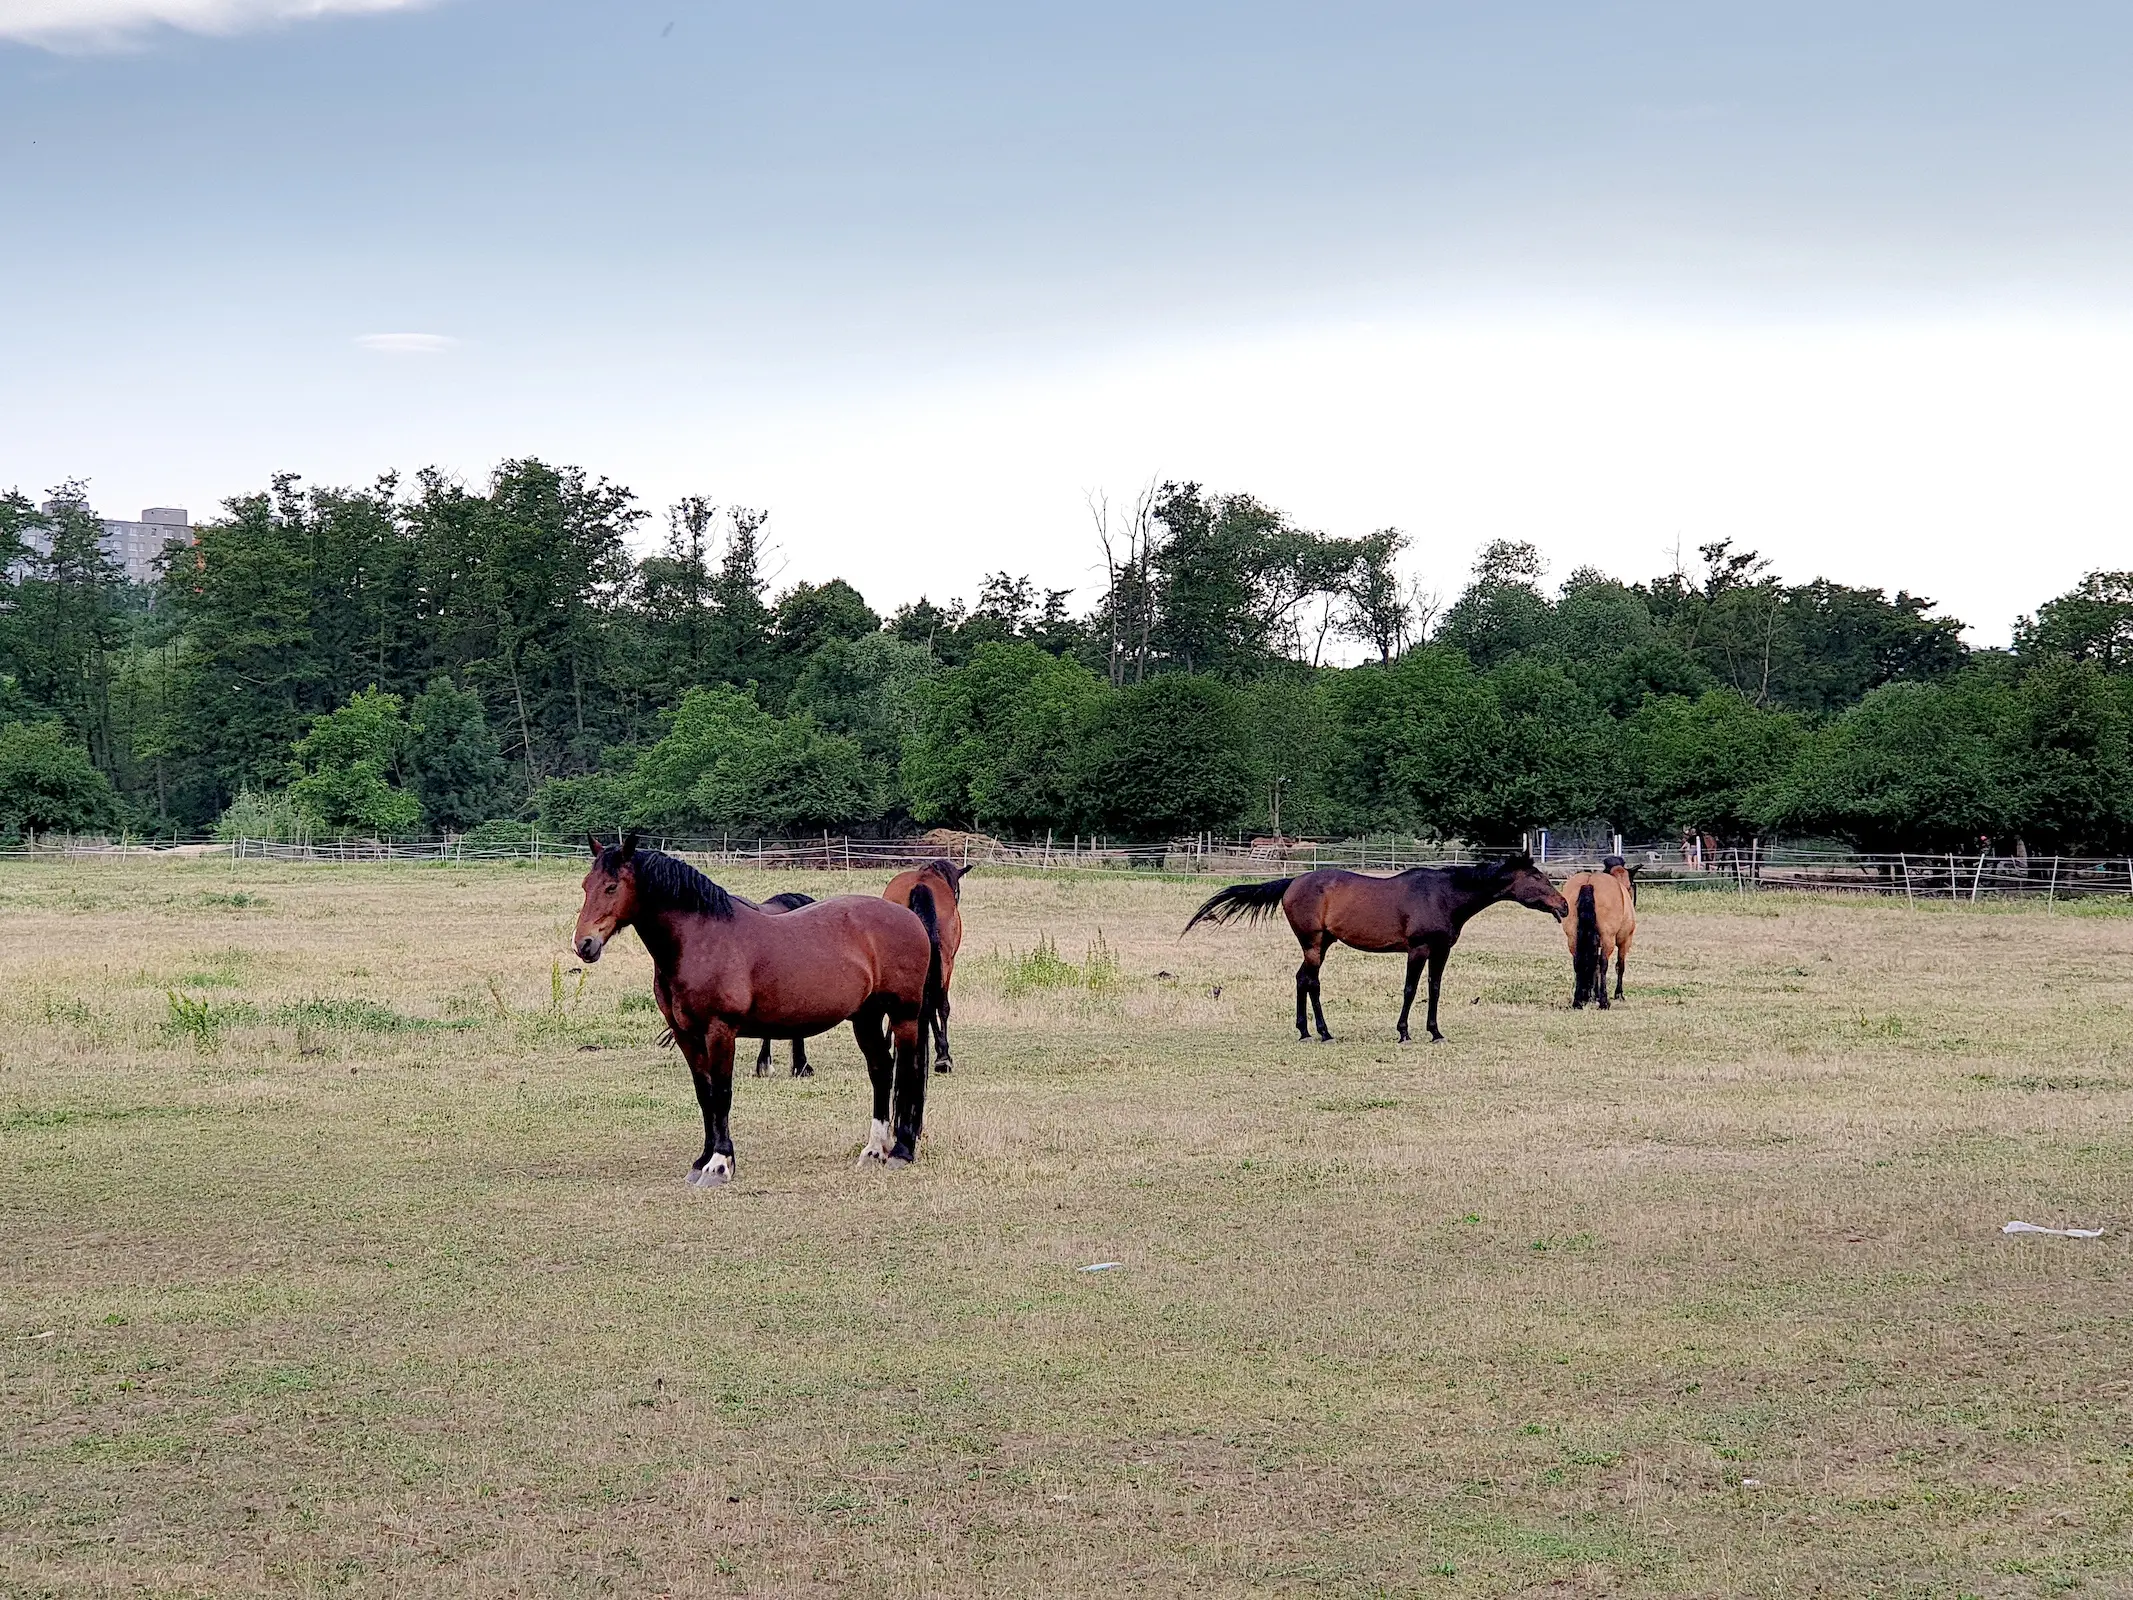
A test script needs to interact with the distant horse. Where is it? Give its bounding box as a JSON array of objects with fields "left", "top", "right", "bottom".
[
  {"left": 574, "top": 836, "right": 944, "bottom": 1183},
  {"left": 1184, "top": 856, "right": 1568, "bottom": 1043},
  {"left": 750, "top": 892, "right": 818, "bottom": 1077},
  {"left": 884, "top": 860, "right": 971, "bottom": 1072},
  {"left": 1560, "top": 856, "right": 1637, "bottom": 1009}
]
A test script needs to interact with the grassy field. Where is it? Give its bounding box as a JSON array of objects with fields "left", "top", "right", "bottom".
[{"left": 4, "top": 857, "right": 2133, "bottom": 1598}]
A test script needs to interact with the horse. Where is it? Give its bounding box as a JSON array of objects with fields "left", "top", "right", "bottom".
[
  {"left": 1560, "top": 856, "right": 1637, "bottom": 1009},
  {"left": 1183, "top": 855, "right": 1569, "bottom": 1043},
  {"left": 749, "top": 891, "right": 818, "bottom": 1077},
  {"left": 574, "top": 835, "right": 944, "bottom": 1183},
  {"left": 883, "top": 860, "right": 971, "bottom": 1072}
]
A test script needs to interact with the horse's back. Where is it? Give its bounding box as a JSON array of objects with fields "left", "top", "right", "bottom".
[
  {"left": 1561, "top": 871, "right": 1632, "bottom": 947},
  {"left": 1294, "top": 868, "right": 1420, "bottom": 951},
  {"left": 712, "top": 896, "right": 932, "bottom": 1029}
]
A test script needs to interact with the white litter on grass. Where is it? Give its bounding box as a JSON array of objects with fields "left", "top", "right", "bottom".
[
  {"left": 1740, "top": 1478, "right": 1762, "bottom": 1488},
  {"left": 11, "top": 1330, "right": 54, "bottom": 1341},
  {"left": 2003, "top": 1221, "right": 2105, "bottom": 1238},
  {"left": 1078, "top": 1262, "right": 1123, "bottom": 1273}
]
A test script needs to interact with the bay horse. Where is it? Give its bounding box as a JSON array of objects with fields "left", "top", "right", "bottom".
[
  {"left": 751, "top": 863, "right": 969, "bottom": 1074},
  {"left": 884, "top": 860, "right": 971, "bottom": 1072},
  {"left": 1560, "top": 856, "right": 1637, "bottom": 1008},
  {"left": 1184, "top": 855, "right": 1568, "bottom": 1043},
  {"left": 574, "top": 836, "right": 943, "bottom": 1183}
]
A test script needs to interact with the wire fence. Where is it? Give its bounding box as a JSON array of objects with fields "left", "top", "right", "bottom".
[{"left": 1, "top": 830, "right": 2130, "bottom": 903}]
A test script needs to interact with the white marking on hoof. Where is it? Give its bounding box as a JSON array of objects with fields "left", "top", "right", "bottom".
[
  {"left": 692, "top": 1153, "right": 733, "bottom": 1187},
  {"left": 858, "top": 1118, "right": 891, "bottom": 1166}
]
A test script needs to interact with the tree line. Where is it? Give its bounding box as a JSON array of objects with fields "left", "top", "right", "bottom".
[{"left": 1, "top": 462, "right": 2129, "bottom": 854}]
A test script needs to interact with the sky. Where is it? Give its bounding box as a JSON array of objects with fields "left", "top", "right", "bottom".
[{"left": 4, "top": 2, "right": 2133, "bottom": 643}]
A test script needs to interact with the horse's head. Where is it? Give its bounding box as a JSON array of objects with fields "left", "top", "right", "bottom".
[
  {"left": 1497, "top": 853, "right": 1571, "bottom": 921},
  {"left": 575, "top": 832, "right": 642, "bottom": 961}
]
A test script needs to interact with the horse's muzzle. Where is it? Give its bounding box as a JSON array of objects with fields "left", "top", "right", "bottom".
[{"left": 575, "top": 933, "right": 606, "bottom": 963}]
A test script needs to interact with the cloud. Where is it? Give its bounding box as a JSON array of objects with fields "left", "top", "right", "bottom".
[
  {"left": 0, "top": 0, "right": 431, "bottom": 49},
  {"left": 355, "top": 332, "right": 456, "bottom": 355}
]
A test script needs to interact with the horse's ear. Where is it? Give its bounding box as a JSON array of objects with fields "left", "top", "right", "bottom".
[
  {"left": 952, "top": 862, "right": 976, "bottom": 883},
  {"left": 587, "top": 833, "right": 605, "bottom": 858},
  {"left": 619, "top": 831, "right": 640, "bottom": 861}
]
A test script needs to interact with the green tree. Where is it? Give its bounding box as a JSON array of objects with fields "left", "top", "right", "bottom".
[
  {"left": 1755, "top": 679, "right": 2014, "bottom": 850},
  {"left": 764, "top": 578, "right": 880, "bottom": 704},
  {"left": 11, "top": 482, "right": 126, "bottom": 777},
  {"left": 903, "top": 642, "right": 1108, "bottom": 834},
  {"left": 2000, "top": 659, "right": 2133, "bottom": 852},
  {"left": 2016, "top": 571, "right": 2133, "bottom": 673},
  {"left": 628, "top": 686, "right": 874, "bottom": 835},
  {"left": 788, "top": 632, "right": 938, "bottom": 776},
  {"left": 1077, "top": 673, "right": 1254, "bottom": 838},
  {"left": 1327, "top": 648, "right": 1500, "bottom": 837},
  {"left": 1434, "top": 540, "right": 1555, "bottom": 669},
  {"left": 0, "top": 721, "right": 116, "bottom": 836},
  {"left": 408, "top": 676, "right": 507, "bottom": 831},
  {"left": 1620, "top": 692, "right": 1805, "bottom": 840},
  {"left": 288, "top": 687, "right": 422, "bottom": 837}
]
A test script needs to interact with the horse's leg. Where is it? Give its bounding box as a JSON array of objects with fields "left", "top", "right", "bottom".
[
  {"left": 888, "top": 1013, "right": 927, "bottom": 1166},
  {"left": 1292, "top": 939, "right": 1313, "bottom": 1042},
  {"left": 931, "top": 990, "right": 953, "bottom": 1075},
  {"left": 1424, "top": 945, "right": 1449, "bottom": 1042},
  {"left": 1396, "top": 945, "right": 1426, "bottom": 1043},
  {"left": 679, "top": 1023, "right": 739, "bottom": 1185},
  {"left": 753, "top": 1037, "right": 772, "bottom": 1077},
  {"left": 1614, "top": 936, "right": 1630, "bottom": 1001},
  {"left": 853, "top": 1008, "right": 894, "bottom": 1164},
  {"left": 1308, "top": 937, "right": 1334, "bottom": 1041},
  {"left": 790, "top": 1037, "right": 812, "bottom": 1078},
  {"left": 1596, "top": 937, "right": 1613, "bottom": 1010}
]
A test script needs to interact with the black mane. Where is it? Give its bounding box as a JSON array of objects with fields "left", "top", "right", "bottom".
[
  {"left": 1444, "top": 853, "right": 1535, "bottom": 889},
  {"left": 609, "top": 846, "right": 735, "bottom": 919},
  {"left": 921, "top": 858, "right": 965, "bottom": 901}
]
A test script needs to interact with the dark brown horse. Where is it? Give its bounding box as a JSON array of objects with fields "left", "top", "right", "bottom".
[
  {"left": 1184, "top": 855, "right": 1569, "bottom": 1043},
  {"left": 884, "top": 860, "right": 971, "bottom": 1072},
  {"left": 574, "top": 836, "right": 943, "bottom": 1183}
]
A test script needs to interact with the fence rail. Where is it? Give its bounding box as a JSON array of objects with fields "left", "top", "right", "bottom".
[{"left": 1, "top": 832, "right": 2130, "bottom": 902}]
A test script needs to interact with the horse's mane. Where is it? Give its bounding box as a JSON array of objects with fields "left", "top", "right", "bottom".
[
  {"left": 611, "top": 846, "right": 735, "bottom": 919},
  {"left": 919, "top": 858, "right": 965, "bottom": 901},
  {"left": 1442, "top": 853, "right": 1536, "bottom": 889}
]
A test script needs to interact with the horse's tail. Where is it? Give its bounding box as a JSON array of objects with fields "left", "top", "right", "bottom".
[
  {"left": 1183, "top": 877, "right": 1294, "bottom": 933},
  {"left": 908, "top": 883, "right": 946, "bottom": 1062},
  {"left": 1572, "top": 882, "right": 1600, "bottom": 1005}
]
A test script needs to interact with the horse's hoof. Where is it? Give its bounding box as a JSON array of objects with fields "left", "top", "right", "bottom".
[
  {"left": 791, "top": 1066, "right": 814, "bottom": 1079},
  {"left": 934, "top": 1057, "right": 952, "bottom": 1075},
  {"left": 690, "top": 1155, "right": 733, "bottom": 1187},
  {"left": 858, "top": 1118, "right": 891, "bottom": 1166},
  {"left": 886, "top": 1145, "right": 916, "bottom": 1168}
]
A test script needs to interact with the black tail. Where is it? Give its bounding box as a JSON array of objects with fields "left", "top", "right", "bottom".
[
  {"left": 908, "top": 883, "right": 946, "bottom": 1065},
  {"left": 1572, "top": 883, "right": 1600, "bottom": 1005},
  {"left": 1183, "top": 876, "right": 1295, "bottom": 933}
]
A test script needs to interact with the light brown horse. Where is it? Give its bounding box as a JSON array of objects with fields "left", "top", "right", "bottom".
[
  {"left": 1560, "top": 856, "right": 1637, "bottom": 1008},
  {"left": 1185, "top": 855, "right": 1568, "bottom": 1043},
  {"left": 574, "top": 836, "right": 943, "bottom": 1183},
  {"left": 884, "top": 859, "right": 970, "bottom": 1071}
]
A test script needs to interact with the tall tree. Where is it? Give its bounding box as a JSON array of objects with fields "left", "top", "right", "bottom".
[{"left": 12, "top": 482, "right": 127, "bottom": 776}]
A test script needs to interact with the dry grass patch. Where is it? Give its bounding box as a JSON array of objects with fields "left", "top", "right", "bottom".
[{"left": 3, "top": 859, "right": 2132, "bottom": 1596}]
